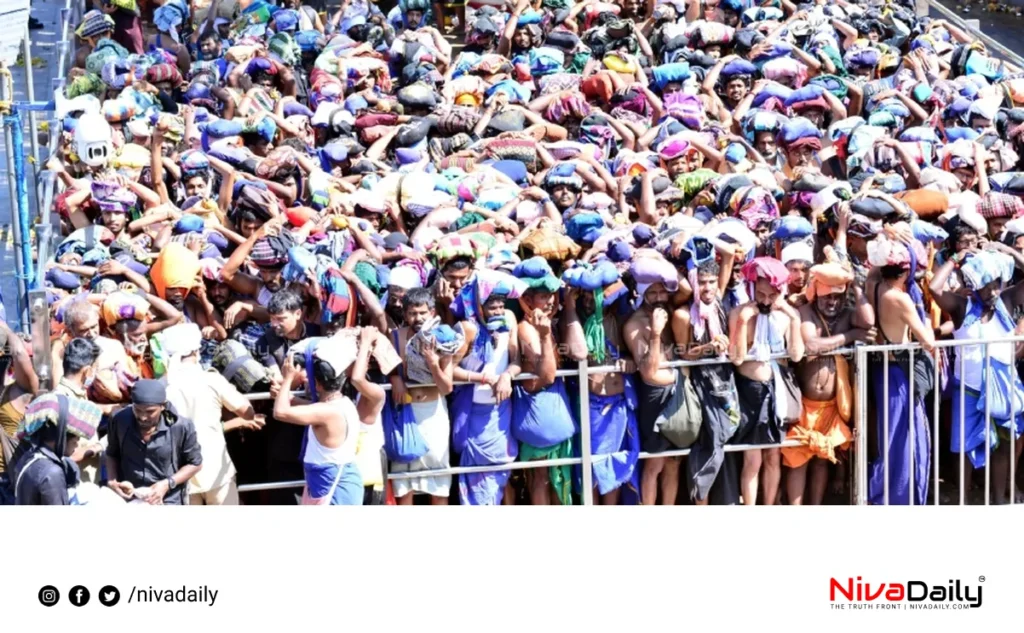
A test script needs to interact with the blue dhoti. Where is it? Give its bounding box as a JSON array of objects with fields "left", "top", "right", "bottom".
[
  {"left": 951, "top": 358, "right": 1024, "bottom": 469},
  {"left": 868, "top": 361, "right": 930, "bottom": 505},
  {"left": 587, "top": 386, "right": 640, "bottom": 496},
  {"left": 452, "top": 385, "right": 517, "bottom": 505}
]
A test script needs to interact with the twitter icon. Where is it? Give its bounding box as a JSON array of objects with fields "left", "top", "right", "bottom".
[{"left": 99, "top": 586, "right": 120, "bottom": 607}]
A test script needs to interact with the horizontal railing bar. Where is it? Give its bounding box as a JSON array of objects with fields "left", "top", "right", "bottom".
[
  {"left": 856, "top": 336, "right": 1024, "bottom": 354},
  {"left": 236, "top": 440, "right": 806, "bottom": 493}
]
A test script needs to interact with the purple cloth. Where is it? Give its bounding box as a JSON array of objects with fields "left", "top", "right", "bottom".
[
  {"left": 868, "top": 361, "right": 930, "bottom": 505},
  {"left": 452, "top": 386, "right": 517, "bottom": 505},
  {"left": 585, "top": 382, "right": 640, "bottom": 496}
]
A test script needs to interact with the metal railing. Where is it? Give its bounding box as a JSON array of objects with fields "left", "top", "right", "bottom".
[
  {"left": 23, "top": 0, "right": 80, "bottom": 390},
  {"left": 926, "top": 0, "right": 1024, "bottom": 70},
  {"left": 237, "top": 347, "right": 857, "bottom": 505},
  {"left": 854, "top": 335, "right": 1024, "bottom": 507},
  {"left": 3, "top": 0, "right": 77, "bottom": 331}
]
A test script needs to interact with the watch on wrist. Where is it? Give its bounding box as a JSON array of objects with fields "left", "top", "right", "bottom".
[{"left": 166, "top": 477, "right": 175, "bottom": 490}]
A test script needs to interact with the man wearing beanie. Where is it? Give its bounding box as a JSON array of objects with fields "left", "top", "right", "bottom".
[{"left": 104, "top": 379, "right": 203, "bottom": 505}]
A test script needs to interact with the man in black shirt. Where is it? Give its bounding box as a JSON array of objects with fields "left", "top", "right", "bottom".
[
  {"left": 255, "top": 288, "right": 323, "bottom": 382},
  {"left": 254, "top": 288, "right": 321, "bottom": 504},
  {"left": 105, "top": 380, "right": 203, "bottom": 505}
]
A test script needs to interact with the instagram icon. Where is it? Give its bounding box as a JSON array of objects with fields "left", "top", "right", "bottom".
[{"left": 38, "top": 586, "right": 60, "bottom": 607}]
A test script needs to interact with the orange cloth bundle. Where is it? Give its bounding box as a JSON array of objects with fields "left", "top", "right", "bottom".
[{"left": 150, "top": 242, "right": 201, "bottom": 301}]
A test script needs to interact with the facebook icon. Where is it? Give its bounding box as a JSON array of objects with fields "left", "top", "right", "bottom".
[{"left": 69, "top": 585, "right": 90, "bottom": 607}]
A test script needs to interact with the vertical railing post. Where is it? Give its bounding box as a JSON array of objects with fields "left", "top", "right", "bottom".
[
  {"left": 933, "top": 347, "right": 940, "bottom": 506},
  {"left": 578, "top": 359, "right": 593, "bottom": 506},
  {"left": 908, "top": 347, "right": 915, "bottom": 506},
  {"left": 882, "top": 353, "right": 890, "bottom": 505},
  {"left": 1011, "top": 341, "right": 1017, "bottom": 506},
  {"left": 983, "top": 344, "right": 991, "bottom": 506},
  {"left": 959, "top": 351, "right": 966, "bottom": 505},
  {"left": 854, "top": 346, "right": 868, "bottom": 505},
  {"left": 22, "top": 27, "right": 40, "bottom": 170}
]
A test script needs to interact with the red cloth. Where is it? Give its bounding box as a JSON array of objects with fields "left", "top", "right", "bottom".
[
  {"left": 783, "top": 136, "right": 822, "bottom": 152},
  {"left": 741, "top": 256, "right": 790, "bottom": 290},
  {"left": 581, "top": 72, "right": 614, "bottom": 104}
]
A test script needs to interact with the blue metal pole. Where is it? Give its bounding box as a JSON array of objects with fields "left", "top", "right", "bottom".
[{"left": 4, "top": 107, "right": 33, "bottom": 331}]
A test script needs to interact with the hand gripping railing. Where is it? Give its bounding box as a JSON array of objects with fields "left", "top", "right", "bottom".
[{"left": 237, "top": 346, "right": 859, "bottom": 505}]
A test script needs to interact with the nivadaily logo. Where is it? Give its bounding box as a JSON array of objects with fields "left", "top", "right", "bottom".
[{"left": 829, "top": 576, "right": 985, "bottom": 610}]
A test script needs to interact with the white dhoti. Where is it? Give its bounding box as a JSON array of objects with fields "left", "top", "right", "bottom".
[{"left": 389, "top": 398, "right": 452, "bottom": 498}]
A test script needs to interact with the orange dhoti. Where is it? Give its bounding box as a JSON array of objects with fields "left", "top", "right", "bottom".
[{"left": 781, "top": 397, "right": 852, "bottom": 468}]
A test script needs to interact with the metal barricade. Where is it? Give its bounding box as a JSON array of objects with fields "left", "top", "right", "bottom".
[
  {"left": 854, "top": 336, "right": 1024, "bottom": 507},
  {"left": 238, "top": 348, "right": 857, "bottom": 505}
]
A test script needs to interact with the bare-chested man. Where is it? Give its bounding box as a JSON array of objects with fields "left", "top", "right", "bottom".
[
  {"left": 624, "top": 257, "right": 682, "bottom": 505},
  {"left": 515, "top": 278, "right": 577, "bottom": 506},
  {"left": 729, "top": 257, "right": 804, "bottom": 506},
  {"left": 785, "top": 263, "right": 874, "bottom": 505},
  {"left": 389, "top": 287, "right": 455, "bottom": 505},
  {"left": 865, "top": 234, "right": 936, "bottom": 505},
  {"left": 563, "top": 265, "right": 639, "bottom": 505}
]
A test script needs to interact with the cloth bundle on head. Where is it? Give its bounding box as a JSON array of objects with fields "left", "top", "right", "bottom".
[
  {"left": 180, "top": 149, "right": 210, "bottom": 176},
  {"left": 960, "top": 250, "right": 1015, "bottom": 292},
  {"left": 311, "top": 333, "right": 359, "bottom": 383},
  {"left": 519, "top": 226, "right": 581, "bottom": 262},
  {"left": 17, "top": 393, "right": 102, "bottom": 444},
  {"left": 513, "top": 257, "right": 562, "bottom": 293},
  {"left": 565, "top": 212, "right": 606, "bottom": 243},
  {"left": 150, "top": 242, "right": 200, "bottom": 301},
  {"left": 91, "top": 180, "right": 137, "bottom": 214},
  {"left": 778, "top": 117, "right": 822, "bottom": 151},
  {"left": 146, "top": 63, "right": 184, "bottom": 87},
  {"left": 403, "top": 316, "right": 464, "bottom": 385},
  {"left": 781, "top": 241, "right": 814, "bottom": 266},
  {"left": 101, "top": 97, "right": 136, "bottom": 123},
  {"left": 941, "top": 138, "right": 976, "bottom": 172},
  {"left": 977, "top": 192, "right": 1024, "bottom": 220},
  {"left": 895, "top": 189, "right": 949, "bottom": 221},
  {"left": 563, "top": 260, "right": 619, "bottom": 362},
  {"left": 543, "top": 162, "right": 584, "bottom": 190},
  {"left": 101, "top": 291, "right": 151, "bottom": 327},
  {"left": 630, "top": 255, "right": 679, "bottom": 309},
  {"left": 805, "top": 263, "right": 854, "bottom": 301},
  {"left": 761, "top": 56, "right": 808, "bottom": 88},
  {"left": 161, "top": 322, "right": 203, "bottom": 373},
  {"left": 918, "top": 167, "right": 961, "bottom": 195},
  {"left": 773, "top": 216, "right": 815, "bottom": 244},
  {"left": 911, "top": 220, "right": 948, "bottom": 245},
  {"left": 77, "top": 10, "right": 114, "bottom": 39},
  {"left": 451, "top": 268, "right": 527, "bottom": 327},
  {"left": 389, "top": 265, "right": 423, "bottom": 290},
  {"left": 250, "top": 232, "right": 295, "bottom": 268},
  {"left": 430, "top": 234, "right": 486, "bottom": 267},
  {"left": 785, "top": 84, "right": 829, "bottom": 113},
  {"left": 657, "top": 134, "right": 701, "bottom": 163},
  {"left": 154, "top": 2, "right": 186, "bottom": 41},
  {"left": 730, "top": 185, "right": 780, "bottom": 231},
  {"left": 866, "top": 233, "right": 926, "bottom": 269},
  {"left": 741, "top": 256, "right": 789, "bottom": 291}
]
